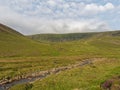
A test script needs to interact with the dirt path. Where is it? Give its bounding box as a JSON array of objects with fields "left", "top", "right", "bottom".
[{"left": 0, "top": 59, "right": 93, "bottom": 90}]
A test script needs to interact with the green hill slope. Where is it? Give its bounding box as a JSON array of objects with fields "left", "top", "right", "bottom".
[
  {"left": 28, "top": 30, "right": 120, "bottom": 58},
  {"left": 0, "top": 23, "right": 120, "bottom": 58},
  {"left": 0, "top": 24, "right": 120, "bottom": 90},
  {"left": 0, "top": 24, "right": 22, "bottom": 36},
  {"left": 28, "top": 31, "right": 120, "bottom": 42},
  {"left": 0, "top": 24, "right": 57, "bottom": 57},
  {"left": 28, "top": 33, "right": 96, "bottom": 42}
]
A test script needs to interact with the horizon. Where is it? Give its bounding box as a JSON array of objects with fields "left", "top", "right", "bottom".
[
  {"left": 1, "top": 23, "right": 120, "bottom": 35},
  {"left": 0, "top": 0, "right": 120, "bottom": 35}
]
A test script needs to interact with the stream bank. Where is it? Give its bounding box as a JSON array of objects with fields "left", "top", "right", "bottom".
[{"left": 0, "top": 60, "right": 92, "bottom": 90}]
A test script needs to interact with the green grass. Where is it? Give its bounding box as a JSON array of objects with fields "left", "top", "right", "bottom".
[
  {"left": 0, "top": 56, "right": 85, "bottom": 80},
  {"left": 31, "top": 59, "right": 120, "bottom": 90},
  {"left": 28, "top": 33, "right": 96, "bottom": 42},
  {"left": 10, "top": 83, "right": 33, "bottom": 90},
  {"left": 28, "top": 31, "right": 120, "bottom": 42},
  {"left": 0, "top": 25, "right": 58, "bottom": 57},
  {"left": 0, "top": 24, "right": 120, "bottom": 58},
  {"left": 0, "top": 24, "right": 120, "bottom": 90},
  {"left": 9, "top": 58, "right": 120, "bottom": 90}
]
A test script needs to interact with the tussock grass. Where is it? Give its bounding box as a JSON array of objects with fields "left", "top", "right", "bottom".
[
  {"left": 29, "top": 58, "right": 120, "bottom": 90},
  {"left": 9, "top": 58, "right": 120, "bottom": 90},
  {"left": 0, "top": 56, "right": 85, "bottom": 80}
]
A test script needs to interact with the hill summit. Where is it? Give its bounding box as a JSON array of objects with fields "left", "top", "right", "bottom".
[{"left": 0, "top": 24, "right": 22, "bottom": 36}]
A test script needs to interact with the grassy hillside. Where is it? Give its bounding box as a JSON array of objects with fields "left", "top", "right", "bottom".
[
  {"left": 28, "top": 30, "right": 120, "bottom": 58},
  {"left": 0, "top": 24, "right": 58, "bottom": 57},
  {"left": 0, "top": 24, "right": 87, "bottom": 80},
  {"left": 0, "top": 24, "right": 22, "bottom": 36},
  {"left": 0, "top": 23, "right": 120, "bottom": 58},
  {"left": 0, "top": 24, "right": 120, "bottom": 77},
  {"left": 28, "top": 33, "right": 96, "bottom": 42},
  {"left": 28, "top": 31, "right": 120, "bottom": 42},
  {"left": 0, "top": 24, "right": 120, "bottom": 90}
]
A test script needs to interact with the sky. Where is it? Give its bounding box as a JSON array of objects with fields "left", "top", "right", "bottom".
[{"left": 0, "top": 0, "right": 120, "bottom": 35}]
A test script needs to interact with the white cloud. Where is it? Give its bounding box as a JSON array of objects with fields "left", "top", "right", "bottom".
[
  {"left": 84, "top": 3, "right": 114, "bottom": 14},
  {"left": 47, "top": 0, "right": 56, "bottom": 6},
  {"left": 4, "top": 0, "right": 115, "bottom": 17},
  {"left": 0, "top": 0, "right": 117, "bottom": 34},
  {"left": 1, "top": 15, "right": 110, "bottom": 35},
  {"left": 105, "top": 3, "right": 114, "bottom": 9}
]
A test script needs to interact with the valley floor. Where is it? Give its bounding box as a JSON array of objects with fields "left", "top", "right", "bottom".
[
  {"left": 0, "top": 25, "right": 120, "bottom": 90},
  {"left": 1, "top": 58, "right": 120, "bottom": 90}
]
